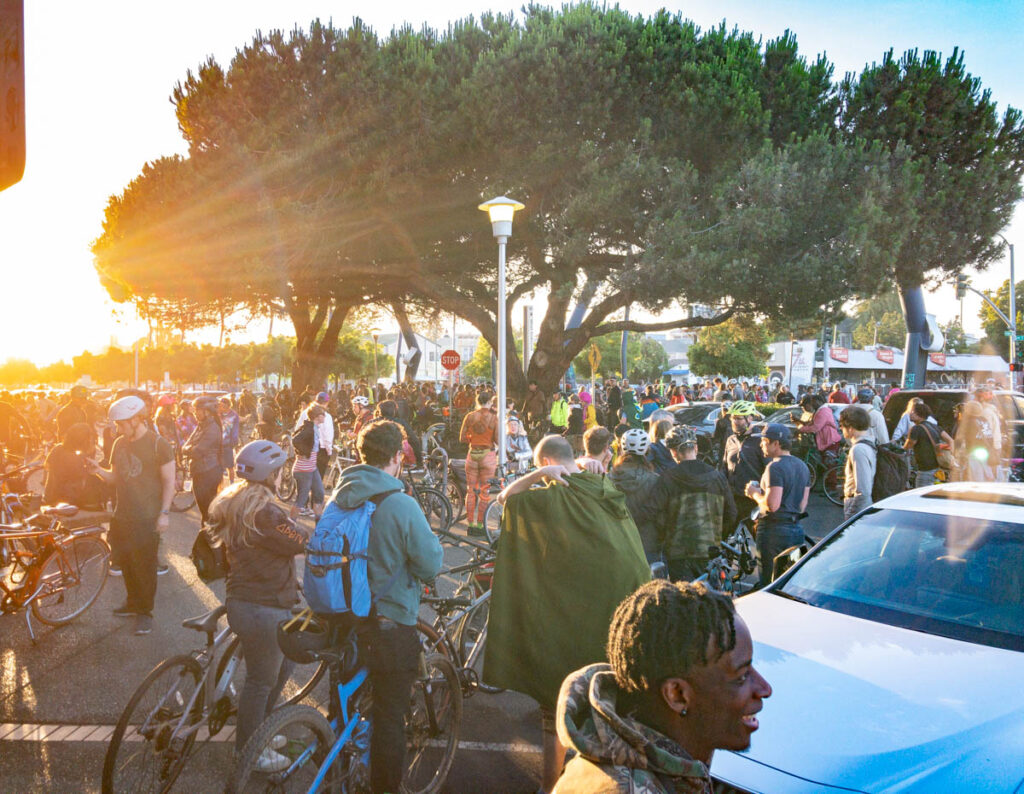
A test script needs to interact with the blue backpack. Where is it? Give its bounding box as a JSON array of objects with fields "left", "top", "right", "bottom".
[{"left": 303, "top": 490, "right": 400, "bottom": 616}]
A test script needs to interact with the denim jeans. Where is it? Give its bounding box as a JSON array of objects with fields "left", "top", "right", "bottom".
[
  {"left": 226, "top": 599, "right": 295, "bottom": 751},
  {"left": 293, "top": 468, "right": 325, "bottom": 511},
  {"left": 755, "top": 519, "right": 803, "bottom": 586},
  {"left": 368, "top": 622, "right": 421, "bottom": 793},
  {"left": 109, "top": 520, "right": 159, "bottom": 616},
  {"left": 193, "top": 467, "right": 223, "bottom": 526},
  {"left": 915, "top": 468, "right": 937, "bottom": 488}
]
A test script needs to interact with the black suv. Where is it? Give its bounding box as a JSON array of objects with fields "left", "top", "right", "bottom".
[{"left": 882, "top": 389, "right": 1024, "bottom": 460}]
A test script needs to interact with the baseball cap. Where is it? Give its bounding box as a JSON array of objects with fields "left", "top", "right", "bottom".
[{"left": 752, "top": 422, "right": 792, "bottom": 443}]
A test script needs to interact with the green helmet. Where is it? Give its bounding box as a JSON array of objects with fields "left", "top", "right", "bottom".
[{"left": 727, "top": 400, "right": 760, "bottom": 417}]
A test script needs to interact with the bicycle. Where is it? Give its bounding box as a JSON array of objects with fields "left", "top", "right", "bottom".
[
  {"left": 481, "top": 461, "right": 532, "bottom": 545},
  {"left": 170, "top": 447, "right": 197, "bottom": 513},
  {"left": 694, "top": 523, "right": 759, "bottom": 597},
  {"left": 102, "top": 603, "right": 329, "bottom": 794},
  {"left": 229, "top": 619, "right": 461, "bottom": 794},
  {"left": 401, "top": 472, "right": 453, "bottom": 534},
  {"left": 0, "top": 502, "right": 111, "bottom": 641}
]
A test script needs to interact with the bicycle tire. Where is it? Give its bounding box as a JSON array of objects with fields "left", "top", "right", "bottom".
[
  {"left": 216, "top": 636, "right": 330, "bottom": 711},
  {"left": 446, "top": 481, "right": 465, "bottom": 523},
  {"left": 416, "top": 487, "right": 453, "bottom": 533},
  {"left": 483, "top": 500, "right": 503, "bottom": 546},
  {"left": 401, "top": 653, "right": 462, "bottom": 794},
  {"left": 170, "top": 489, "right": 196, "bottom": 513},
  {"left": 228, "top": 703, "right": 336, "bottom": 794},
  {"left": 32, "top": 534, "right": 110, "bottom": 626},
  {"left": 102, "top": 654, "right": 204, "bottom": 794},
  {"left": 823, "top": 464, "right": 845, "bottom": 506},
  {"left": 453, "top": 598, "right": 504, "bottom": 695},
  {"left": 279, "top": 468, "right": 298, "bottom": 501}
]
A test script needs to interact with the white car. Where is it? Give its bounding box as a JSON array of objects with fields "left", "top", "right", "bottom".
[{"left": 711, "top": 483, "right": 1024, "bottom": 793}]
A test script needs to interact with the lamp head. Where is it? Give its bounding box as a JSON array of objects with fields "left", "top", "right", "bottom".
[
  {"left": 478, "top": 195, "right": 524, "bottom": 239},
  {"left": 370, "top": 327, "right": 381, "bottom": 341}
]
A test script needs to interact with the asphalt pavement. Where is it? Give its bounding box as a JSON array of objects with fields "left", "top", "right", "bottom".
[{"left": 0, "top": 488, "right": 844, "bottom": 793}]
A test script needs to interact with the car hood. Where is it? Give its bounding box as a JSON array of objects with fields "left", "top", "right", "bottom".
[{"left": 711, "top": 592, "right": 1024, "bottom": 793}]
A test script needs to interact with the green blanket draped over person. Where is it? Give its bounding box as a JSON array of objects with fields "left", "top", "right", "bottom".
[
  {"left": 620, "top": 389, "right": 643, "bottom": 429},
  {"left": 484, "top": 470, "right": 651, "bottom": 709}
]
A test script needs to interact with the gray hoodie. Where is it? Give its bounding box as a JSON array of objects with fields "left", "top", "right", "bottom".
[{"left": 333, "top": 464, "right": 443, "bottom": 625}]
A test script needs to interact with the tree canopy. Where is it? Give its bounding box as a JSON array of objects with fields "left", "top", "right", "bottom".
[
  {"left": 688, "top": 317, "right": 771, "bottom": 378},
  {"left": 91, "top": 7, "right": 1024, "bottom": 396},
  {"left": 978, "top": 278, "right": 1024, "bottom": 358}
]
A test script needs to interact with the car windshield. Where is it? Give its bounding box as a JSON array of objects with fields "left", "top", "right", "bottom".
[{"left": 775, "top": 508, "right": 1024, "bottom": 652}]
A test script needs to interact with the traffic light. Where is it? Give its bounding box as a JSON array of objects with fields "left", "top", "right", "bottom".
[
  {"left": 822, "top": 325, "right": 833, "bottom": 346},
  {"left": 955, "top": 273, "right": 969, "bottom": 300}
]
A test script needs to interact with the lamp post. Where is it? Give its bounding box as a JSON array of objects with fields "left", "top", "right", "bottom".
[
  {"left": 997, "top": 234, "right": 1017, "bottom": 388},
  {"left": 479, "top": 195, "right": 524, "bottom": 468},
  {"left": 370, "top": 327, "right": 381, "bottom": 391}
]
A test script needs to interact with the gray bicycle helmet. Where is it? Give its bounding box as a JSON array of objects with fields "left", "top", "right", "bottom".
[
  {"left": 856, "top": 387, "right": 875, "bottom": 403},
  {"left": 665, "top": 424, "right": 698, "bottom": 450},
  {"left": 235, "top": 440, "right": 287, "bottom": 483},
  {"left": 621, "top": 428, "right": 650, "bottom": 456}
]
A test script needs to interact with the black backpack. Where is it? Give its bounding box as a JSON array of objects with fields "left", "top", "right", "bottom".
[{"left": 871, "top": 441, "right": 911, "bottom": 502}]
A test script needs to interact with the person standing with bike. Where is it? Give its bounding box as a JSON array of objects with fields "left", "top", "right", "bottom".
[
  {"left": 839, "top": 406, "right": 876, "bottom": 520},
  {"left": 744, "top": 423, "right": 810, "bottom": 587},
  {"left": 722, "top": 402, "right": 767, "bottom": 519},
  {"left": 87, "top": 396, "right": 175, "bottom": 635},
  {"left": 334, "top": 420, "right": 444, "bottom": 793},
  {"left": 208, "top": 439, "right": 307, "bottom": 770},
  {"left": 460, "top": 391, "right": 498, "bottom": 538},
  {"left": 182, "top": 397, "right": 224, "bottom": 528}
]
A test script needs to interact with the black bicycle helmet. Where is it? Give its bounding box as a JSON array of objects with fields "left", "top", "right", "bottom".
[
  {"left": 235, "top": 440, "right": 287, "bottom": 483},
  {"left": 194, "top": 396, "right": 219, "bottom": 415},
  {"left": 665, "top": 425, "right": 698, "bottom": 450},
  {"left": 277, "top": 611, "right": 329, "bottom": 664}
]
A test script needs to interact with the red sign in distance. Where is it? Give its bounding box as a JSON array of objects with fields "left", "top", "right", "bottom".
[
  {"left": 929, "top": 352, "right": 946, "bottom": 367},
  {"left": 830, "top": 347, "right": 849, "bottom": 364},
  {"left": 440, "top": 350, "right": 461, "bottom": 371},
  {"left": 876, "top": 348, "right": 894, "bottom": 365}
]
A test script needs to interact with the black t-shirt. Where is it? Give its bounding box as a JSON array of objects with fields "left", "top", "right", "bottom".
[
  {"left": 761, "top": 454, "right": 810, "bottom": 517},
  {"left": 909, "top": 422, "right": 940, "bottom": 470},
  {"left": 111, "top": 431, "right": 175, "bottom": 526}
]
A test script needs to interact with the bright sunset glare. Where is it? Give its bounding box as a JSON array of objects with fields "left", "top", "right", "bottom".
[{"left": 0, "top": 0, "right": 1020, "bottom": 366}]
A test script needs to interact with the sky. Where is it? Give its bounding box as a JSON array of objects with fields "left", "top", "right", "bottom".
[{"left": 1, "top": 0, "right": 1022, "bottom": 365}]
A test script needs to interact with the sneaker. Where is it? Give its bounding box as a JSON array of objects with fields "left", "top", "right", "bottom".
[
  {"left": 112, "top": 603, "right": 137, "bottom": 617},
  {"left": 299, "top": 507, "right": 314, "bottom": 518},
  {"left": 108, "top": 565, "right": 122, "bottom": 577},
  {"left": 467, "top": 524, "right": 487, "bottom": 538},
  {"left": 133, "top": 615, "right": 154, "bottom": 635},
  {"left": 156, "top": 564, "right": 169, "bottom": 576},
  {"left": 255, "top": 746, "right": 290, "bottom": 773}
]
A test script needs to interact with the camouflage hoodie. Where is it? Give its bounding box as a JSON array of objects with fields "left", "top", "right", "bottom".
[{"left": 554, "top": 664, "right": 712, "bottom": 794}]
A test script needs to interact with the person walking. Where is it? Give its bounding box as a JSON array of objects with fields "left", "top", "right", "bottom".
[
  {"left": 608, "top": 428, "right": 661, "bottom": 566},
  {"left": 290, "top": 404, "right": 326, "bottom": 520},
  {"left": 87, "top": 396, "right": 175, "bottom": 635},
  {"left": 218, "top": 397, "right": 241, "bottom": 484},
  {"left": 208, "top": 440, "right": 307, "bottom": 768},
  {"left": 902, "top": 403, "right": 954, "bottom": 487},
  {"left": 460, "top": 391, "right": 499, "bottom": 537}
]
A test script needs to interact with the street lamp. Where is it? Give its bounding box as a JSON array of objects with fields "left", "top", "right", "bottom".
[
  {"left": 996, "top": 233, "right": 1017, "bottom": 387},
  {"left": 479, "top": 195, "right": 525, "bottom": 468},
  {"left": 370, "top": 327, "right": 381, "bottom": 391}
]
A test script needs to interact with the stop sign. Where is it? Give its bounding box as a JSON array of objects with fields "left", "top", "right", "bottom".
[{"left": 440, "top": 349, "right": 461, "bottom": 371}]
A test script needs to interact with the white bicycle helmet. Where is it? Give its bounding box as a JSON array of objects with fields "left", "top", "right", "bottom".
[
  {"left": 621, "top": 428, "right": 651, "bottom": 456},
  {"left": 108, "top": 395, "right": 146, "bottom": 422},
  {"left": 352, "top": 395, "right": 370, "bottom": 407}
]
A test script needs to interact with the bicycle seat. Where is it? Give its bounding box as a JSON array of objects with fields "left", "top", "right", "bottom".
[
  {"left": 41, "top": 503, "right": 79, "bottom": 518},
  {"left": 423, "top": 594, "right": 473, "bottom": 613},
  {"left": 182, "top": 604, "right": 227, "bottom": 635}
]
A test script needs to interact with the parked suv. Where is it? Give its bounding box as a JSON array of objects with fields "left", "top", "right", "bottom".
[{"left": 882, "top": 388, "right": 1024, "bottom": 460}]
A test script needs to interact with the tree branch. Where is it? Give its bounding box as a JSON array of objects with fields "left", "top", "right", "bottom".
[{"left": 594, "top": 306, "right": 738, "bottom": 335}]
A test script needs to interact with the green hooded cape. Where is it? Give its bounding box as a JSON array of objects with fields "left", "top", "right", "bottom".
[
  {"left": 621, "top": 389, "right": 642, "bottom": 428},
  {"left": 483, "top": 472, "right": 651, "bottom": 708}
]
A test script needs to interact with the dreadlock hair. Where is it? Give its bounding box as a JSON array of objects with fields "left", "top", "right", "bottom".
[{"left": 607, "top": 580, "right": 736, "bottom": 695}]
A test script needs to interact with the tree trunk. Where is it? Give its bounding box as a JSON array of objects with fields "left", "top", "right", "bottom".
[{"left": 287, "top": 297, "right": 353, "bottom": 392}]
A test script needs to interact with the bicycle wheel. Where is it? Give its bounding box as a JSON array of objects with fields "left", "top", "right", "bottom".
[
  {"left": 401, "top": 653, "right": 462, "bottom": 794},
  {"left": 216, "top": 636, "right": 331, "bottom": 712},
  {"left": 483, "top": 500, "right": 503, "bottom": 546},
  {"left": 279, "top": 468, "right": 297, "bottom": 501},
  {"left": 454, "top": 597, "right": 504, "bottom": 695},
  {"left": 446, "top": 481, "right": 465, "bottom": 523},
  {"left": 170, "top": 488, "right": 195, "bottom": 512},
  {"left": 102, "top": 655, "right": 204, "bottom": 794},
  {"left": 416, "top": 487, "right": 452, "bottom": 533},
  {"left": 229, "top": 704, "right": 336, "bottom": 794},
  {"left": 32, "top": 534, "right": 110, "bottom": 626},
  {"left": 823, "top": 464, "right": 845, "bottom": 506}
]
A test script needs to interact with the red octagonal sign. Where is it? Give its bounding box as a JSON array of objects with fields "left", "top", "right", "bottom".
[{"left": 440, "top": 350, "right": 461, "bottom": 371}]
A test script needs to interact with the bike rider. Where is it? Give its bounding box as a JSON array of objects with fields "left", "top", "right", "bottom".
[
  {"left": 182, "top": 396, "right": 224, "bottom": 528},
  {"left": 333, "top": 420, "right": 444, "bottom": 793},
  {"left": 350, "top": 394, "right": 374, "bottom": 437},
  {"left": 721, "top": 401, "right": 767, "bottom": 519},
  {"left": 208, "top": 439, "right": 308, "bottom": 770},
  {"left": 745, "top": 423, "right": 810, "bottom": 586},
  {"left": 641, "top": 425, "right": 737, "bottom": 582}
]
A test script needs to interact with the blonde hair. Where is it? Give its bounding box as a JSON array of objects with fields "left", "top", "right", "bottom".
[
  {"left": 650, "top": 418, "right": 673, "bottom": 443},
  {"left": 209, "top": 480, "right": 275, "bottom": 548}
]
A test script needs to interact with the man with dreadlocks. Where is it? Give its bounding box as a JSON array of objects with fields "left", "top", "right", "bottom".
[{"left": 552, "top": 580, "right": 772, "bottom": 793}]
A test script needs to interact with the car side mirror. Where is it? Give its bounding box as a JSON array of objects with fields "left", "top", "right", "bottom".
[{"left": 771, "top": 544, "right": 807, "bottom": 581}]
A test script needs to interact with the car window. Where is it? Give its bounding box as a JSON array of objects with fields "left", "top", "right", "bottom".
[
  {"left": 672, "top": 405, "right": 716, "bottom": 425},
  {"left": 775, "top": 508, "right": 1024, "bottom": 652},
  {"left": 1014, "top": 396, "right": 1024, "bottom": 419},
  {"left": 765, "top": 406, "right": 798, "bottom": 424}
]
